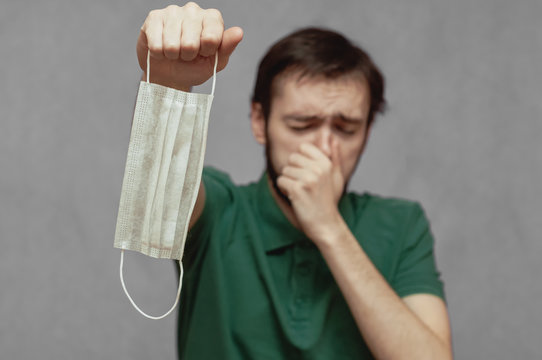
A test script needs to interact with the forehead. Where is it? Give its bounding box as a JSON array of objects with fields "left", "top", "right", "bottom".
[{"left": 271, "top": 72, "right": 371, "bottom": 119}]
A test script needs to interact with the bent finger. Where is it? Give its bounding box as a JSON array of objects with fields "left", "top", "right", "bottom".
[
  {"left": 299, "top": 143, "right": 329, "bottom": 162},
  {"left": 180, "top": 11, "right": 203, "bottom": 61},
  {"left": 200, "top": 8, "right": 224, "bottom": 57},
  {"left": 142, "top": 10, "right": 165, "bottom": 59},
  {"left": 162, "top": 7, "right": 183, "bottom": 59},
  {"left": 288, "top": 152, "right": 321, "bottom": 174},
  {"left": 282, "top": 166, "right": 317, "bottom": 185},
  {"left": 277, "top": 176, "right": 295, "bottom": 199}
]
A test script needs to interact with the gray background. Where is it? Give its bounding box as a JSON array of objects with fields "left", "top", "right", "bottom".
[{"left": 1, "top": 0, "right": 540, "bottom": 359}]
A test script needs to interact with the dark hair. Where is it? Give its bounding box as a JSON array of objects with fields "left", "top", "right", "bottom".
[{"left": 251, "top": 27, "right": 386, "bottom": 125}]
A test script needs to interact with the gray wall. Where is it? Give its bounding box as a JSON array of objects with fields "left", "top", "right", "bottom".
[{"left": 1, "top": 0, "right": 540, "bottom": 359}]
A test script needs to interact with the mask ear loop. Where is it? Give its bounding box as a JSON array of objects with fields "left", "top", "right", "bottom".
[
  {"left": 120, "top": 249, "right": 183, "bottom": 320},
  {"left": 119, "top": 50, "right": 218, "bottom": 320}
]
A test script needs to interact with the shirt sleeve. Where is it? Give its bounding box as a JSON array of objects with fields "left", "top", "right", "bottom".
[
  {"left": 183, "top": 167, "right": 235, "bottom": 265},
  {"left": 391, "top": 203, "right": 445, "bottom": 300}
]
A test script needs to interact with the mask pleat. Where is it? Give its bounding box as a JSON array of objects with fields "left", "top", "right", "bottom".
[
  {"left": 175, "top": 96, "right": 213, "bottom": 259},
  {"left": 143, "top": 86, "right": 176, "bottom": 257},
  {"left": 163, "top": 92, "right": 198, "bottom": 258},
  {"left": 171, "top": 100, "right": 199, "bottom": 259}
]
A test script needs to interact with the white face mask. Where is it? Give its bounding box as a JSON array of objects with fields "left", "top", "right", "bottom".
[{"left": 114, "top": 51, "right": 217, "bottom": 319}]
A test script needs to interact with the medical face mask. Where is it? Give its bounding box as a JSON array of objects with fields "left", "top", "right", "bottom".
[{"left": 114, "top": 51, "right": 217, "bottom": 319}]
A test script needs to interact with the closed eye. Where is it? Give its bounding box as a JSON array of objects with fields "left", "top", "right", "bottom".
[
  {"left": 290, "top": 124, "right": 314, "bottom": 132},
  {"left": 334, "top": 123, "right": 359, "bottom": 135},
  {"left": 286, "top": 117, "right": 320, "bottom": 132}
]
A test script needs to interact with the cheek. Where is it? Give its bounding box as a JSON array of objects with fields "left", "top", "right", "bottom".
[
  {"left": 341, "top": 149, "right": 357, "bottom": 169},
  {"left": 267, "top": 129, "right": 300, "bottom": 164},
  {"left": 266, "top": 134, "right": 293, "bottom": 173},
  {"left": 339, "top": 142, "right": 365, "bottom": 174}
]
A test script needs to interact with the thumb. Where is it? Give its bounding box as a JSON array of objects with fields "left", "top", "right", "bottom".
[{"left": 217, "top": 26, "right": 244, "bottom": 71}]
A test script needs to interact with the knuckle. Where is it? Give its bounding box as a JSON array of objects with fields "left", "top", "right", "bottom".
[
  {"left": 205, "top": 8, "right": 223, "bottom": 20},
  {"left": 184, "top": 2, "right": 200, "bottom": 12},
  {"left": 148, "top": 42, "right": 163, "bottom": 53},
  {"left": 146, "top": 10, "right": 158, "bottom": 24},
  {"left": 201, "top": 32, "right": 220, "bottom": 44},
  {"left": 180, "top": 40, "right": 198, "bottom": 52},
  {"left": 148, "top": 8, "right": 165, "bottom": 20},
  {"left": 163, "top": 41, "right": 179, "bottom": 53},
  {"left": 165, "top": 4, "right": 180, "bottom": 12},
  {"left": 307, "top": 174, "right": 318, "bottom": 186}
]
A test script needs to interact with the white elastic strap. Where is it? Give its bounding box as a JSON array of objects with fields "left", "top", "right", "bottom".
[
  {"left": 120, "top": 249, "right": 183, "bottom": 320},
  {"left": 146, "top": 50, "right": 150, "bottom": 83},
  {"left": 210, "top": 52, "right": 218, "bottom": 96},
  {"left": 146, "top": 50, "right": 219, "bottom": 95}
]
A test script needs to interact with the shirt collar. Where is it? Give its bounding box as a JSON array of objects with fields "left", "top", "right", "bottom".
[
  {"left": 255, "top": 172, "right": 356, "bottom": 253},
  {"left": 255, "top": 172, "right": 306, "bottom": 252}
]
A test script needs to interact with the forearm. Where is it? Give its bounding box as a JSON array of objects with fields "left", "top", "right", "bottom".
[{"left": 313, "top": 219, "right": 452, "bottom": 360}]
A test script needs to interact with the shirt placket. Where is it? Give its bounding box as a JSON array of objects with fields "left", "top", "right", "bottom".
[{"left": 289, "top": 241, "right": 316, "bottom": 341}]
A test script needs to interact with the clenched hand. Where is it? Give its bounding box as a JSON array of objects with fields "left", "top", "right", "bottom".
[
  {"left": 136, "top": 2, "right": 243, "bottom": 91},
  {"left": 277, "top": 140, "right": 346, "bottom": 243}
]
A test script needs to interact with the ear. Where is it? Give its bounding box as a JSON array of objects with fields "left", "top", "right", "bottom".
[{"left": 250, "top": 102, "right": 266, "bottom": 145}]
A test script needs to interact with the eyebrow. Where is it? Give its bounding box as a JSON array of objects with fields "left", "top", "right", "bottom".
[{"left": 283, "top": 113, "right": 365, "bottom": 124}]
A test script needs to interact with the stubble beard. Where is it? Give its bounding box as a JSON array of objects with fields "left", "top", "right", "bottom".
[{"left": 265, "top": 139, "right": 292, "bottom": 206}]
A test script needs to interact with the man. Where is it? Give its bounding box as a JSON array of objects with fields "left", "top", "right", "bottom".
[{"left": 136, "top": 3, "right": 452, "bottom": 359}]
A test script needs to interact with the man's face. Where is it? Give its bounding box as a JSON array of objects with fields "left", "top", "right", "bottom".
[{"left": 252, "top": 72, "right": 372, "bottom": 201}]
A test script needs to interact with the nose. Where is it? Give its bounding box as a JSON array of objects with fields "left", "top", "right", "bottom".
[{"left": 314, "top": 126, "right": 332, "bottom": 157}]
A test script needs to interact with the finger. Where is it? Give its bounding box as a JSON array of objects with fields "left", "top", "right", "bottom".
[
  {"left": 180, "top": 8, "right": 203, "bottom": 61},
  {"left": 298, "top": 143, "right": 329, "bottom": 162},
  {"left": 142, "top": 10, "right": 165, "bottom": 59},
  {"left": 200, "top": 8, "right": 224, "bottom": 57},
  {"left": 282, "top": 166, "right": 317, "bottom": 184},
  {"left": 287, "top": 152, "right": 319, "bottom": 171},
  {"left": 276, "top": 175, "right": 296, "bottom": 199},
  {"left": 162, "top": 6, "right": 183, "bottom": 59},
  {"left": 136, "top": 31, "right": 149, "bottom": 71},
  {"left": 216, "top": 26, "right": 244, "bottom": 71}
]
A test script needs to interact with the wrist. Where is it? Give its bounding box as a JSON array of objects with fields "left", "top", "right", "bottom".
[{"left": 309, "top": 211, "right": 348, "bottom": 248}]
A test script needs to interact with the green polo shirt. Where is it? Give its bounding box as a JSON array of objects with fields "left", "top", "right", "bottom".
[{"left": 177, "top": 167, "right": 444, "bottom": 359}]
